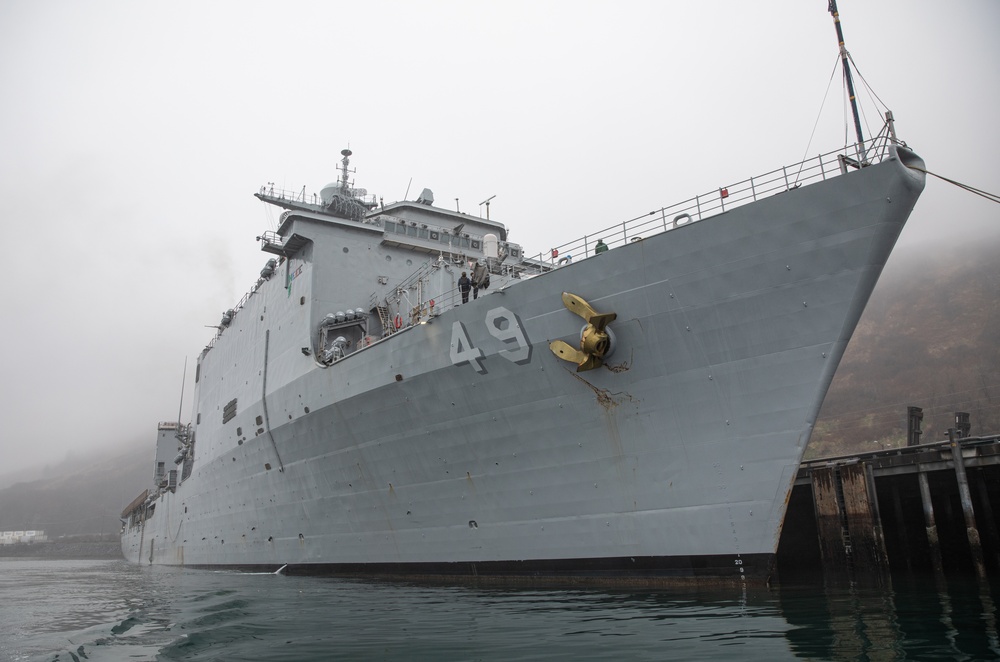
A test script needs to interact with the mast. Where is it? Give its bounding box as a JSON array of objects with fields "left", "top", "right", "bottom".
[
  {"left": 176, "top": 357, "right": 187, "bottom": 428},
  {"left": 828, "top": 0, "right": 866, "bottom": 161},
  {"left": 339, "top": 148, "right": 353, "bottom": 193}
]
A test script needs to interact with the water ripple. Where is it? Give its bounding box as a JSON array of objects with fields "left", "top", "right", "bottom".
[{"left": 5, "top": 559, "right": 1000, "bottom": 661}]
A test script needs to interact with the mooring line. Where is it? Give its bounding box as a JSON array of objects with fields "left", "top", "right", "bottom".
[{"left": 906, "top": 164, "right": 1000, "bottom": 204}]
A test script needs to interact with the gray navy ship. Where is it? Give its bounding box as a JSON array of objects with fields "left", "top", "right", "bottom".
[{"left": 121, "top": 8, "right": 926, "bottom": 586}]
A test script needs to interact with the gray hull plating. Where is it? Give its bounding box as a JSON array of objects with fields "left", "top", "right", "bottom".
[{"left": 123, "top": 149, "right": 924, "bottom": 584}]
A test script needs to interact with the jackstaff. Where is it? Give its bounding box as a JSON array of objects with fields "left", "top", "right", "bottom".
[{"left": 829, "top": 0, "right": 866, "bottom": 161}]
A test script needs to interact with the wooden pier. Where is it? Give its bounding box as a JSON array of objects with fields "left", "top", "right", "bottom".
[{"left": 777, "top": 413, "right": 1000, "bottom": 583}]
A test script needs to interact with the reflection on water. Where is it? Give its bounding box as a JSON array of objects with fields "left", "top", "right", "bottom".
[
  {"left": 780, "top": 573, "right": 1000, "bottom": 660},
  {"left": 3, "top": 558, "right": 1000, "bottom": 661}
]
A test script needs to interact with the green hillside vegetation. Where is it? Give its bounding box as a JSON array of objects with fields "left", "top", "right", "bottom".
[{"left": 809, "top": 237, "right": 1000, "bottom": 458}]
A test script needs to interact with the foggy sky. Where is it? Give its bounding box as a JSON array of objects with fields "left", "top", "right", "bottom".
[{"left": 1, "top": 0, "right": 998, "bottom": 479}]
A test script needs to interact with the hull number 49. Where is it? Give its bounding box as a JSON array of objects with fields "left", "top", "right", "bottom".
[{"left": 450, "top": 306, "right": 532, "bottom": 374}]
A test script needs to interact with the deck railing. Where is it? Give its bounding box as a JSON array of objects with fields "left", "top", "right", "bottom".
[
  {"left": 523, "top": 130, "right": 897, "bottom": 272},
  {"left": 206, "top": 126, "right": 898, "bottom": 350},
  {"left": 257, "top": 183, "right": 377, "bottom": 209},
  {"left": 378, "top": 258, "right": 469, "bottom": 327}
]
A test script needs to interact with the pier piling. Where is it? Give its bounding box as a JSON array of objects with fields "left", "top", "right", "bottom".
[
  {"left": 778, "top": 408, "right": 1000, "bottom": 582},
  {"left": 974, "top": 473, "right": 1000, "bottom": 568},
  {"left": 917, "top": 470, "right": 945, "bottom": 576},
  {"left": 949, "top": 428, "right": 988, "bottom": 581},
  {"left": 840, "top": 463, "right": 889, "bottom": 577},
  {"left": 810, "top": 467, "right": 850, "bottom": 569}
]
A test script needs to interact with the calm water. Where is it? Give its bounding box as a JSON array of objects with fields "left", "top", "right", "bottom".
[{"left": 2, "top": 559, "right": 1000, "bottom": 661}]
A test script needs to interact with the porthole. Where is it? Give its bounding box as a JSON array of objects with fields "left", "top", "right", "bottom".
[
  {"left": 342, "top": 246, "right": 349, "bottom": 253},
  {"left": 385, "top": 254, "right": 392, "bottom": 262}
]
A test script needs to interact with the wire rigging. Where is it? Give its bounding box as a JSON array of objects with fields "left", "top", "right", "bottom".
[
  {"left": 845, "top": 54, "right": 888, "bottom": 151},
  {"left": 846, "top": 54, "right": 891, "bottom": 113},
  {"left": 796, "top": 46, "right": 998, "bottom": 207},
  {"left": 906, "top": 166, "right": 1000, "bottom": 205},
  {"left": 794, "top": 55, "right": 844, "bottom": 184},
  {"left": 841, "top": 74, "right": 851, "bottom": 149}
]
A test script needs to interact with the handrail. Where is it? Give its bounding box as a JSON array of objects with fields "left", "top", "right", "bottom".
[
  {"left": 525, "top": 132, "right": 897, "bottom": 272},
  {"left": 257, "top": 183, "right": 377, "bottom": 209},
  {"left": 383, "top": 258, "right": 466, "bottom": 325},
  {"left": 207, "top": 131, "right": 899, "bottom": 351}
]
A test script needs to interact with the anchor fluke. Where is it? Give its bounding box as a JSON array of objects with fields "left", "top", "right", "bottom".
[
  {"left": 550, "top": 340, "right": 590, "bottom": 366},
  {"left": 549, "top": 292, "right": 617, "bottom": 372}
]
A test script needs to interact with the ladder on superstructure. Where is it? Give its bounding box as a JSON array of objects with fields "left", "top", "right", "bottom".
[{"left": 371, "top": 294, "right": 395, "bottom": 337}]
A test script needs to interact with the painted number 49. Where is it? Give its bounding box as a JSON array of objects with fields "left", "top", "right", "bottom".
[{"left": 450, "top": 306, "right": 532, "bottom": 374}]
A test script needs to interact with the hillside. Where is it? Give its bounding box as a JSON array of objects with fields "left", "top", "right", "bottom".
[
  {"left": 809, "top": 237, "right": 1000, "bottom": 457},
  {"left": 0, "top": 442, "right": 148, "bottom": 537}
]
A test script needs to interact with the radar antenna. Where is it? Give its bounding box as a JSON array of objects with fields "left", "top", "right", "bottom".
[{"left": 479, "top": 195, "right": 496, "bottom": 220}]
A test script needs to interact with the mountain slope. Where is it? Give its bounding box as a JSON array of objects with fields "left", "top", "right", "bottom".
[
  {"left": 809, "top": 236, "right": 1000, "bottom": 457},
  {"left": 0, "top": 442, "right": 148, "bottom": 537}
]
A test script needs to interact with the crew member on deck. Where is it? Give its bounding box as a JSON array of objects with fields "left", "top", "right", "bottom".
[
  {"left": 459, "top": 272, "right": 471, "bottom": 304},
  {"left": 594, "top": 239, "right": 608, "bottom": 255}
]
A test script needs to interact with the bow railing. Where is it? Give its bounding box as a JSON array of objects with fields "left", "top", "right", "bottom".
[{"left": 525, "top": 127, "right": 898, "bottom": 271}]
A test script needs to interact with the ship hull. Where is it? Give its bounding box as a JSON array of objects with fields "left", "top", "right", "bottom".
[{"left": 123, "top": 148, "right": 924, "bottom": 586}]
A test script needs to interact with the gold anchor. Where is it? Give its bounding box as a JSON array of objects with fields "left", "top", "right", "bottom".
[{"left": 549, "top": 292, "right": 617, "bottom": 372}]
